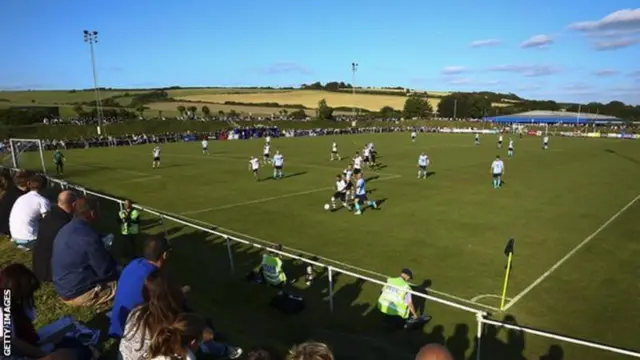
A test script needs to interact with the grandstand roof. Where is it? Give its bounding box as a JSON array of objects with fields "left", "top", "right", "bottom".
[{"left": 484, "top": 110, "right": 622, "bottom": 124}]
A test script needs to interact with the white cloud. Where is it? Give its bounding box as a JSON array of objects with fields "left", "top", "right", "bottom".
[
  {"left": 489, "top": 64, "right": 561, "bottom": 77},
  {"left": 631, "top": 70, "right": 640, "bottom": 77},
  {"left": 470, "top": 39, "right": 501, "bottom": 48},
  {"left": 563, "top": 83, "right": 591, "bottom": 91},
  {"left": 441, "top": 66, "right": 466, "bottom": 75},
  {"left": 593, "top": 69, "right": 618, "bottom": 76},
  {"left": 569, "top": 9, "right": 640, "bottom": 33},
  {"left": 594, "top": 38, "right": 640, "bottom": 50},
  {"left": 520, "top": 35, "right": 554, "bottom": 48},
  {"left": 448, "top": 78, "right": 472, "bottom": 85}
]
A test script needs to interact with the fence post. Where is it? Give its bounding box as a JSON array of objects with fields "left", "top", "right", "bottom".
[
  {"left": 159, "top": 214, "right": 168, "bottom": 239},
  {"left": 328, "top": 266, "right": 334, "bottom": 312},
  {"left": 475, "top": 313, "right": 483, "bottom": 360},
  {"left": 225, "top": 236, "right": 235, "bottom": 274}
]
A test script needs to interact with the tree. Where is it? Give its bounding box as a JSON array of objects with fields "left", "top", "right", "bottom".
[
  {"left": 217, "top": 110, "right": 225, "bottom": 116},
  {"left": 403, "top": 95, "right": 433, "bottom": 118},
  {"left": 379, "top": 106, "right": 399, "bottom": 118},
  {"left": 228, "top": 109, "right": 238, "bottom": 117},
  {"left": 316, "top": 99, "right": 334, "bottom": 120},
  {"left": 187, "top": 106, "right": 198, "bottom": 118},
  {"left": 202, "top": 105, "right": 211, "bottom": 119},
  {"left": 289, "top": 109, "right": 307, "bottom": 119},
  {"left": 158, "top": 110, "right": 163, "bottom": 119},
  {"left": 136, "top": 105, "right": 149, "bottom": 118},
  {"left": 177, "top": 105, "right": 186, "bottom": 117},
  {"left": 73, "top": 105, "right": 84, "bottom": 116}
]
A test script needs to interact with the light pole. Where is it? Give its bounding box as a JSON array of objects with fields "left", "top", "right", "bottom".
[
  {"left": 83, "top": 30, "right": 104, "bottom": 135},
  {"left": 351, "top": 62, "right": 358, "bottom": 117}
]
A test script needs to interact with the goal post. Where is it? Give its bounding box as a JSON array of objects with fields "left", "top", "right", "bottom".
[{"left": 5, "top": 138, "right": 48, "bottom": 174}]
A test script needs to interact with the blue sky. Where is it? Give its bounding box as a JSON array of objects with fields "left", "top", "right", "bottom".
[{"left": 1, "top": 0, "right": 639, "bottom": 104}]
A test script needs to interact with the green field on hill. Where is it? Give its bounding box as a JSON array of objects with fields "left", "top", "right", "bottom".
[{"left": 5, "top": 133, "right": 640, "bottom": 359}]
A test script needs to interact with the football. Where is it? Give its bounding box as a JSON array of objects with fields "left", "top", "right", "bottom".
[{"left": 324, "top": 204, "right": 331, "bottom": 211}]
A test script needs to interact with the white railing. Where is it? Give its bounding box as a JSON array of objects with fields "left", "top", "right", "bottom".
[{"left": 5, "top": 165, "right": 638, "bottom": 360}]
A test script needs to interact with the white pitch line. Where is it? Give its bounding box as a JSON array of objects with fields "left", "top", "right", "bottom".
[
  {"left": 503, "top": 193, "right": 640, "bottom": 311},
  {"left": 180, "top": 175, "right": 402, "bottom": 215},
  {"left": 120, "top": 175, "right": 162, "bottom": 184},
  {"left": 470, "top": 294, "right": 511, "bottom": 303}
]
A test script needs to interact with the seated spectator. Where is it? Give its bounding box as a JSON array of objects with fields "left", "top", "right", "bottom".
[
  {"left": 286, "top": 342, "right": 334, "bottom": 360},
  {"left": 0, "top": 170, "right": 31, "bottom": 236},
  {"left": 109, "top": 235, "right": 180, "bottom": 339},
  {"left": 8, "top": 173, "right": 47, "bottom": 249},
  {"left": 52, "top": 196, "right": 119, "bottom": 307},
  {"left": 247, "top": 347, "right": 280, "bottom": 360},
  {"left": 0, "top": 263, "right": 94, "bottom": 360},
  {"left": 119, "top": 269, "right": 242, "bottom": 360},
  {"left": 32, "top": 191, "right": 77, "bottom": 282},
  {"left": 147, "top": 313, "right": 211, "bottom": 360}
]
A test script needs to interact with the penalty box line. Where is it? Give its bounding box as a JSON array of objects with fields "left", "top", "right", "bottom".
[
  {"left": 180, "top": 174, "right": 402, "bottom": 215},
  {"left": 503, "top": 193, "right": 640, "bottom": 311}
]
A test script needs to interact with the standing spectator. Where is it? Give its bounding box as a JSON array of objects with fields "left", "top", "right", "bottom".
[
  {"left": 0, "top": 170, "right": 31, "bottom": 236},
  {"left": 52, "top": 196, "right": 119, "bottom": 307},
  {"left": 286, "top": 342, "right": 334, "bottom": 360},
  {"left": 118, "top": 200, "right": 140, "bottom": 260},
  {"left": 9, "top": 174, "right": 50, "bottom": 250},
  {"left": 32, "top": 190, "right": 77, "bottom": 282},
  {"left": 109, "top": 236, "right": 179, "bottom": 339},
  {"left": 0, "top": 263, "right": 94, "bottom": 360}
]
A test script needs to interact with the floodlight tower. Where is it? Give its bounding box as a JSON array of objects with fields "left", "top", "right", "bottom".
[
  {"left": 83, "top": 30, "right": 104, "bottom": 135},
  {"left": 351, "top": 62, "right": 358, "bottom": 117}
]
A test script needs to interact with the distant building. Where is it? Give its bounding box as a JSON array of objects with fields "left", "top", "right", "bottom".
[{"left": 484, "top": 110, "right": 623, "bottom": 125}]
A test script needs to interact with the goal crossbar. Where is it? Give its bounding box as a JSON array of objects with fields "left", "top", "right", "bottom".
[{"left": 9, "top": 138, "right": 47, "bottom": 174}]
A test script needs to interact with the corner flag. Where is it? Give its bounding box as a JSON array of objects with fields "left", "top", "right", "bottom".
[{"left": 500, "top": 238, "right": 515, "bottom": 310}]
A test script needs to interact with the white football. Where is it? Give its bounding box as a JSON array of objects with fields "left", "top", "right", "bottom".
[{"left": 324, "top": 204, "right": 331, "bottom": 211}]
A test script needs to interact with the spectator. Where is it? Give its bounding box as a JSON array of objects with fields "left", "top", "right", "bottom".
[
  {"left": 286, "top": 342, "right": 334, "bottom": 360},
  {"left": 9, "top": 174, "right": 50, "bottom": 250},
  {"left": 414, "top": 344, "right": 454, "bottom": 360},
  {"left": 147, "top": 313, "right": 212, "bottom": 360},
  {"left": 32, "top": 190, "right": 77, "bottom": 282},
  {"left": 117, "top": 199, "right": 140, "bottom": 260},
  {"left": 119, "top": 269, "right": 242, "bottom": 360},
  {"left": 52, "top": 196, "right": 119, "bottom": 307},
  {"left": 0, "top": 171, "right": 32, "bottom": 236},
  {"left": 0, "top": 263, "right": 94, "bottom": 360},
  {"left": 247, "top": 347, "right": 280, "bottom": 360},
  {"left": 109, "top": 236, "right": 179, "bottom": 339}
]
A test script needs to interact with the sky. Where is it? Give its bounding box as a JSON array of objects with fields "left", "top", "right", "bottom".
[{"left": 0, "top": 0, "right": 639, "bottom": 105}]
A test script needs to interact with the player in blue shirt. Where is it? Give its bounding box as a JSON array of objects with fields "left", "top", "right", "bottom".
[{"left": 353, "top": 173, "right": 378, "bottom": 215}]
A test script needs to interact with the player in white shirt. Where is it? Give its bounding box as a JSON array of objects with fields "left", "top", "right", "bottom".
[
  {"left": 263, "top": 144, "right": 271, "bottom": 164},
  {"left": 272, "top": 151, "right": 284, "bottom": 179},
  {"left": 507, "top": 138, "right": 514, "bottom": 157},
  {"left": 249, "top": 156, "right": 260, "bottom": 180},
  {"left": 417, "top": 153, "right": 430, "bottom": 179},
  {"left": 330, "top": 141, "right": 341, "bottom": 161},
  {"left": 490, "top": 155, "right": 505, "bottom": 189},
  {"left": 352, "top": 152, "right": 363, "bottom": 175},
  {"left": 152, "top": 145, "right": 161, "bottom": 168},
  {"left": 497, "top": 135, "right": 504, "bottom": 149},
  {"left": 343, "top": 165, "right": 355, "bottom": 200},
  {"left": 475, "top": 133, "right": 480, "bottom": 145},
  {"left": 363, "top": 146, "right": 372, "bottom": 168},
  {"left": 330, "top": 174, "right": 350, "bottom": 210},
  {"left": 543, "top": 135, "right": 549, "bottom": 150},
  {"left": 201, "top": 139, "right": 209, "bottom": 155},
  {"left": 411, "top": 130, "right": 417, "bottom": 142},
  {"left": 265, "top": 135, "right": 271, "bottom": 145}
]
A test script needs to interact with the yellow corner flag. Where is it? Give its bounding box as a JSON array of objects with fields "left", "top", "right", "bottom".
[{"left": 500, "top": 238, "right": 515, "bottom": 310}]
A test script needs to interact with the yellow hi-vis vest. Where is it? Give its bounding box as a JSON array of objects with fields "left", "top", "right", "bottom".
[
  {"left": 377, "top": 277, "right": 411, "bottom": 319},
  {"left": 261, "top": 254, "right": 287, "bottom": 286},
  {"left": 119, "top": 209, "right": 140, "bottom": 235}
]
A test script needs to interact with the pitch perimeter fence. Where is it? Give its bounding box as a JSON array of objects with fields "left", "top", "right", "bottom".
[{"left": 3, "top": 163, "right": 640, "bottom": 359}]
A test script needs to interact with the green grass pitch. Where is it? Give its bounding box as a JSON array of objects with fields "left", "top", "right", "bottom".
[{"left": 7, "top": 133, "right": 640, "bottom": 359}]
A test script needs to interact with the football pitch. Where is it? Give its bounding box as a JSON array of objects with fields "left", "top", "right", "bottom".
[{"left": 17, "top": 133, "right": 640, "bottom": 359}]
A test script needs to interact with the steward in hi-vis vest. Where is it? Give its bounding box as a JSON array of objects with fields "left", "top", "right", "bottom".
[
  {"left": 377, "top": 268, "right": 419, "bottom": 321},
  {"left": 261, "top": 245, "right": 287, "bottom": 287},
  {"left": 118, "top": 199, "right": 140, "bottom": 259}
]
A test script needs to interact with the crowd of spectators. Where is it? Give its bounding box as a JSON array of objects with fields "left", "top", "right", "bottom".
[{"left": 0, "top": 166, "right": 460, "bottom": 360}]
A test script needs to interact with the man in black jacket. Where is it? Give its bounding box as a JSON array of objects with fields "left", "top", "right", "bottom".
[
  {"left": 32, "top": 190, "right": 77, "bottom": 282},
  {"left": 0, "top": 170, "right": 31, "bottom": 236}
]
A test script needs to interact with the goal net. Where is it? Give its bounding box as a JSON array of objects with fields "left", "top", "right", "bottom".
[{"left": 2, "top": 138, "right": 47, "bottom": 173}]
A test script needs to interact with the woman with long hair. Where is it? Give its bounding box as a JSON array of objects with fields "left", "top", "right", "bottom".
[
  {"left": 286, "top": 342, "right": 334, "bottom": 360},
  {"left": 119, "top": 269, "right": 241, "bottom": 360},
  {"left": 0, "top": 264, "right": 93, "bottom": 360},
  {"left": 147, "top": 313, "right": 211, "bottom": 360}
]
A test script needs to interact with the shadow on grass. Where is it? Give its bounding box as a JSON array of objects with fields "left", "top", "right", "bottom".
[
  {"left": 604, "top": 149, "right": 640, "bottom": 166},
  {"left": 4, "top": 185, "right": 567, "bottom": 360}
]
